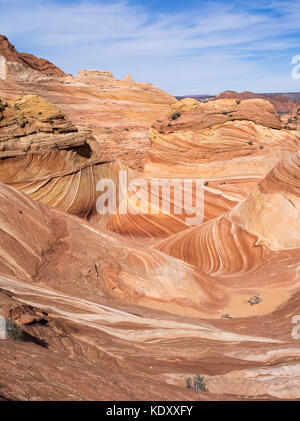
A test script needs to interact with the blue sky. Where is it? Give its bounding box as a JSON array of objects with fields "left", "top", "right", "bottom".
[{"left": 0, "top": 0, "right": 299, "bottom": 95}]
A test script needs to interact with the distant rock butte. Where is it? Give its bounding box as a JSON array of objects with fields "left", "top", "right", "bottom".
[
  {"left": 217, "top": 90, "right": 298, "bottom": 114},
  {"left": 76, "top": 70, "right": 115, "bottom": 80}
]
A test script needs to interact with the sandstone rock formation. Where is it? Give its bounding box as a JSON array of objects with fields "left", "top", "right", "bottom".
[
  {"left": 144, "top": 97, "right": 300, "bottom": 222},
  {"left": 155, "top": 151, "right": 300, "bottom": 274},
  {"left": 217, "top": 90, "right": 299, "bottom": 114},
  {"left": 76, "top": 70, "right": 115, "bottom": 80},
  {"left": 124, "top": 73, "right": 133, "bottom": 82},
  {"left": 0, "top": 35, "right": 300, "bottom": 401},
  {"left": 0, "top": 95, "right": 190, "bottom": 237},
  {"left": 1, "top": 180, "right": 300, "bottom": 400},
  {"left": 0, "top": 94, "right": 110, "bottom": 218},
  {"left": 0, "top": 35, "right": 176, "bottom": 171}
]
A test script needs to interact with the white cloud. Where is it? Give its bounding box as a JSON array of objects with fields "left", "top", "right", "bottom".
[{"left": 0, "top": 0, "right": 299, "bottom": 94}]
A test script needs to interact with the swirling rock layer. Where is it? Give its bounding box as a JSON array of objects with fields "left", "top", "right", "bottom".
[
  {"left": 1, "top": 182, "right": 300, "bottom": 400},
  {"left": 144, "top": 98, "right": 300, "bottom": 223},
  {"left": 0, "top": 38, "right": 300, "bottom": 400},
  {"left": 155, "top": 152, "right": 300, "bottom": 283},
  {"left": 0, "top": 94, "right": 112, "bottom": 219}
]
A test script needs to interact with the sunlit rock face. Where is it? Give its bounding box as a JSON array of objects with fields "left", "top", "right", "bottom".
[{"left": 0, "top": 94, "right": 109, "bottom": 219}]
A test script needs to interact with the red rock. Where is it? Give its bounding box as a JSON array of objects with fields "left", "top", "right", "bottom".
[
  {"left": 0, "top": 35, "right": 65, "bottom": 76},
  {"left": 0, "top": 36, "right": 299, "bottom": 401},
  {"left": 217, "top": 90, "right": 299, "bottom": 114},
  {"left": 0, "top": 36, "right": 175, "bottom": 171}
]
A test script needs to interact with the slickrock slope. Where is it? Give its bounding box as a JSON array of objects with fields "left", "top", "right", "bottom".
[
  {"left": 0, "top": 36, "right": 176, "bottom": 170},
  {"left": 155, "top": 151, "right": 300, "bottom": 283},
  {"left": 1, "top": 182, "right": 300, "bottom": 400},
  {"left": 229, "top": 150, "right": 300, "bottom": 250},
  {"left": 0, "top": 182, "right": 221, "bottom": 314},
  {"left": 144, "top": 98, "right": 300, "bottom": 222},
  {"left": 90, "top": 161, "right": 202, "bottom": 237}
]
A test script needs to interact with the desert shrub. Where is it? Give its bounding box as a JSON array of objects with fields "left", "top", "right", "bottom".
[
  {"left": 193, "top": 375, "right": 208, "bottom": 392},
  {"left": 171, "top": 112, "right": 181, "bottom": 120},
  {"left": 6, "top": 320, "right": 23, "bottom": 341},
  {"left": 185, "top": 374, "right": 208, "bottom": 392},
  {"left": 185, "top": 377, "right": 193, "bottom": 389}
]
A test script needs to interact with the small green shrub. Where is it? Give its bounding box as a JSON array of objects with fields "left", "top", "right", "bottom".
[
  {"left": 193, "top": 375, "right": 208, "bottom": 392},
  {"left": 185, "top": 377, "right": 193, "bottom": 389},
  {"left": 185, "top": 374, "right": 208, "bottom": 392},
  {"left": 171, "top": 112, "right": 181, "bottom": 120},
  {"left": 6, "top": 320, "right": 23, "bottom": 341}
]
